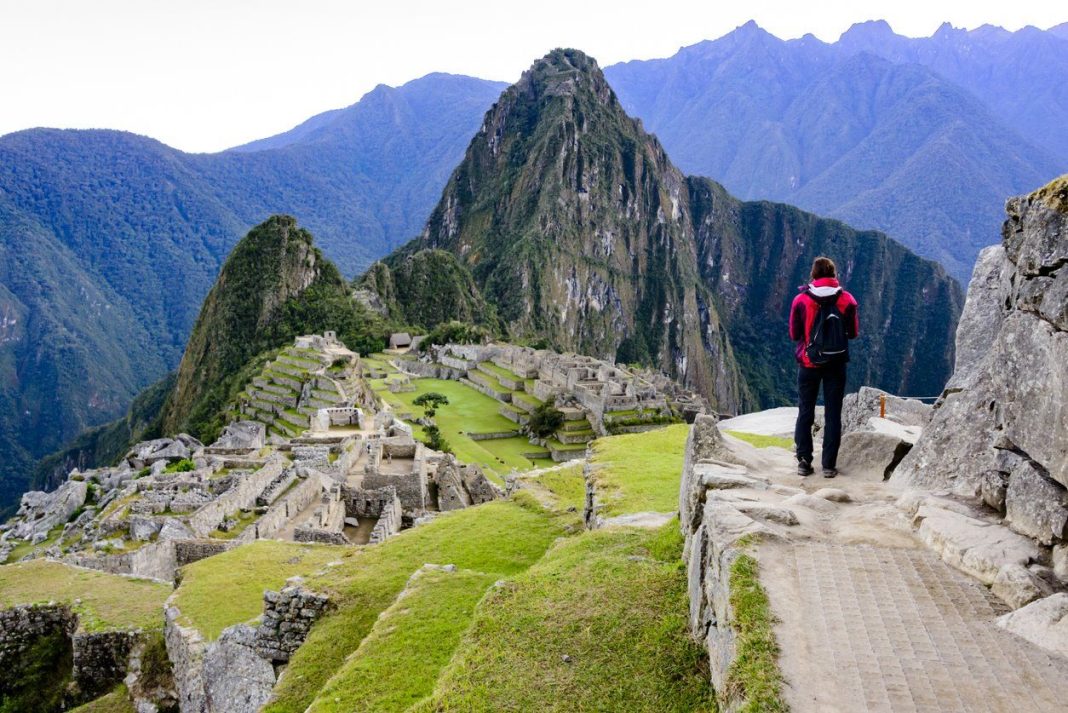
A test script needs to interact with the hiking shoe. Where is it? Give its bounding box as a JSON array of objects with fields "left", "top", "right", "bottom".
[
  {"left": 822, "top": 468, "right": 838, "bottom": 478},
  {"left": 797, "top": 460, "right": 814, "bottom": 477}
]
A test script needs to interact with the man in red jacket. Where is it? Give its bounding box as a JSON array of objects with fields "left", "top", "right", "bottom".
[{"left": 789, "top": 257, "right": 859, "bottom": 477}]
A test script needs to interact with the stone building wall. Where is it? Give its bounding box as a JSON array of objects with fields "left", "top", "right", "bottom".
[
  {"left": 187, "top": 458, "right": 284, "bottom": 537},
  {"left": 238, "top": 473, "right": 323, "bottom": 543}
]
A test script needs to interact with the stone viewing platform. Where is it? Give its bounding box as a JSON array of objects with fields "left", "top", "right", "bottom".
[{"left": 680, "top": 407, "right": 1068, "bottom": 712}]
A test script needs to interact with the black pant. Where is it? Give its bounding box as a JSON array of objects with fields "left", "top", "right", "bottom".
[{"left": 795, "top": 362, "right": 847, "bottom": 469}]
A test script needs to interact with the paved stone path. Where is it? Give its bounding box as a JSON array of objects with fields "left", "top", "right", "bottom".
[{"left": 762, "top": 541, "right": 1068, "bottom": 712}]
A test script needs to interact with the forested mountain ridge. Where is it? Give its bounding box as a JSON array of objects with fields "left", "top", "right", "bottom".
[
  {"left": 604, "top": 21, "right": 1064, "bottom": 283},
  {"left": 0, "top": 75, "right": 503, "bottom": 511}
]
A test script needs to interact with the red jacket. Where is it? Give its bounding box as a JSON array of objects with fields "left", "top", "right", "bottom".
[{"left": 789, "top": 277, "right": 859, "bottom": 368}]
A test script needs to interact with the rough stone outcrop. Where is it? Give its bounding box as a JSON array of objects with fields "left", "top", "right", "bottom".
[
  {"left": 432, "top": 455, "right": 502, "bottom": 511},
  {"left": 841, "top": 386, "right": 932, "bottom": 434},
  {"left": 893, "top": 178, "right": 1068, "bottom": 548},
  {"left": 997, "top": 592, "right": 1068, "bottom": 658},
  {"left": 165, "top": 578, "right": 330, "bottom": 712},
  {"left": 11, "top": 479, "right": 88, "bottom": 540}
]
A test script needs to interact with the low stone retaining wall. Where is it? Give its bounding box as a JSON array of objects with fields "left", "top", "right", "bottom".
[
  {"left": 65, "top": 539, "right": 177, "bottom": 582},
  {"left": 468, "top": 430, "right": 520, "bottom": 441},
  {"left": 66, "top": 537, "right": 231, "bottom": 583},
  {"left": 165, "top": 580, "right": 330, "bottom": 713}
]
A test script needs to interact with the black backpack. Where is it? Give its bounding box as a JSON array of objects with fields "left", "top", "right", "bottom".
[{"left": 805, "top": 291, "right": 848, "bottom": 365}]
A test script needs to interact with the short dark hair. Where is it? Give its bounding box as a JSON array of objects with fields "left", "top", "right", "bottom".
[{"left": 811, "top": 257, "right": 836, "bottom": 280}]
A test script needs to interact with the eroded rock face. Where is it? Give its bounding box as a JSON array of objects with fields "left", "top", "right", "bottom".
[
  {"left": 893, "top": 180, "right": 1068, "bottom": 549},
  {"left": 432, "top": 456, "right": 501, "bottom": 512},
  {"left": 11, "top": 479, "right": 88, "bottom": 539},
  {"left": 842, "top": 387, "right": 932, "bottom": 435}
]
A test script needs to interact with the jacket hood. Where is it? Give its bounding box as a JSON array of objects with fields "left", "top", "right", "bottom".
[{"left": 799, "top": 277, "right": 842, "bottom": 298}]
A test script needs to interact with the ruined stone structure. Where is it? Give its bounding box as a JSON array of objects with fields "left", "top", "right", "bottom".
[
  {"left": 1, "top": 333, "right": 501, "bottom": 574},
  {"left": 165, "top": 578, "right": 330, "bottom": 713}
]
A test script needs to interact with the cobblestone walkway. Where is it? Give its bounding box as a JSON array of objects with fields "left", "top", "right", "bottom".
[{"left": 761, "top": 542, "right": 1068, "bottom": 712}]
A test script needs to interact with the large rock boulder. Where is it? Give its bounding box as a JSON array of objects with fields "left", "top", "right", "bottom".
[
  {"left": 837, "top": 418, "right": 920, "bottom": 481},
  {"left": 893, "top": 178, "right": 1068, "bottom": 549},
  {"left": 12, "top": 479, "right": 88, "bottom": 540},
  {"left": 842, "top": 387, "right": 932, "bottom": 435},
  {"left": 210, "top": 421, "right": 265, "bottom": 451}
]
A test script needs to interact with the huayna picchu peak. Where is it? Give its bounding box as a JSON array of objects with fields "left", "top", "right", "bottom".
[{"left": 366, "top": 49, "right": 963, "bottom": 414}]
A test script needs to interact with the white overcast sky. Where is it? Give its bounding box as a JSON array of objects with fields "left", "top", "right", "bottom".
[{"left": 1, "top": 0, "right": 1064, "bottom": 153}]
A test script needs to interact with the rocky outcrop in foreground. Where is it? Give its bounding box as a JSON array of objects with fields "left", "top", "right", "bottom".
[{"left": 893, "top": 177, "right": 1068, "bottom": 549}]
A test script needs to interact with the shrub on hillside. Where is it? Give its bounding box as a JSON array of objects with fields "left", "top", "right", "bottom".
[{"left": 526, "top": 402, "right": 565, "bottom": 439}]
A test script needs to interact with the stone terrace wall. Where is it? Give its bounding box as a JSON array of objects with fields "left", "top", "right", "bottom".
[
  {"left": 65, "top": 538, "right": 178, "bottom": 582},
  {"left": 678, "top": 416, "right": 770, "bottom": 712},
  {"left": 72, "top": 630, "right": 140, "bottom": 700},
  {"left": 0, "top": 604, "right": 77, "bottom": 673}
]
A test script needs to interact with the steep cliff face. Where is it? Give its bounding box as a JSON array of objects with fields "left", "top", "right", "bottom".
[
  {"left": 408, "top": 49, "right": 748, "bottom": 411},
  {"left": 365, "top": 49, "right": 962, "bottom": 412},
  {"left": 689, "top": 178, "right": 963, "bottom": 405},
  {"left": 893, "top": 176, "right": 1068, "bottom": 546}
]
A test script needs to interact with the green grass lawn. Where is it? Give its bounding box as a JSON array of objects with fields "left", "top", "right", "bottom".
[
  {"left": 2, "top": 525, "right": 64, "bottom": 562},
  {"left": 529, "top": 464, "right": 587, "bottom": 512},
  {"left": 587, "top": 424, "right": 689, "bottom": 516},
  {"left": 0, "top": 560, "right": 169, "bottom": 632},
  {"left": 308, "top": 568, "right": 497, "bottom": 712},
  {"left": 173, "top": 540, "right": 347, "bottom": 640},
  {"left": 70, "top": 685, "right": 135, "bottom": 713},
  {"left": 478, "top": 361, "right": 524, "bottom": 383},
  {"left": 374, "top": 377, "right": 551, "bottom": 480},
  {"left": 725, "top": 431, "right": 793, "bottom": 450},
  {"left": 265, "top": 500, "right": 565, "bottom": 713},
  {"left": 413, "top": 523, "right": 716, "bottom": 712}
]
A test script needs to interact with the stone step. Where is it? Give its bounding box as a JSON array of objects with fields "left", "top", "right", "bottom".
[
  {"left": 556, "top": 429, "right": 594, "bottom": 445},
  {"left": 249, "top": 388, "right": 298, "bottom": 408}
]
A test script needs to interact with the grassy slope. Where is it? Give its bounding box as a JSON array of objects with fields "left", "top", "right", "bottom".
[
  {"left": 173, "top": 540, "right": 347, "bottom": 640},
  {"left": 0, "top": 560, "right": 168, "bottom": 632},
  {"left": 373, "top": 375, "right": 554, "bottom": 479},
  {"left": 266, "top": 500, "right": 564, "bottom": 712},
  {"left": 69, "top": 686, "right": 135, "bottom": 713},
  {"left": 725, "top": 431, "right": 794, "bottom": 450},
  {"left": 587, "top": 424, "right": 689, "bottom": 516},
  {"left": 415, "top": 523, "right": 716, "bottom": 712},
  {"left": 308, "top": 568, "right": 497, "bottom": 712}
]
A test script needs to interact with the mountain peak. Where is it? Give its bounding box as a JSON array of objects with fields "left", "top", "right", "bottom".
[{"left": 839, "top": 19, "right": 896, "bottom": 43}]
